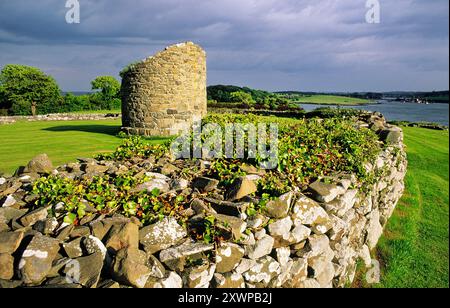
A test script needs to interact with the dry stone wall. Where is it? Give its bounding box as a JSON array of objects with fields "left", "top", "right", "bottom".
[
  {"left": 121, "top": 42, "right": 207, "bottom": 137},
  {"left": 0, "top": 115, "right": 407, "bottom": 288},
  {"left": 0, "top": 113, "right": 120, "bottom": 125}
]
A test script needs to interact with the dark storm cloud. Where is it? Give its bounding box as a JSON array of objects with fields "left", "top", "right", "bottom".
[{"left": 0, "top": 0, "right": 448, "bottom": 91}]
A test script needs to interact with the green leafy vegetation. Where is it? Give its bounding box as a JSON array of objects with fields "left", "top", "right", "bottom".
[
  {"left": 207, "top": 85, "right": 301, "bottom": 111},
  {"left": 32, "top": 173, "right": 190, "bottom": 226},
  {"left": 0, "top": 64, "right": 62, "bottom": 115},
  {"left": 203, "top": 114, "right": 382, "bottom": 195},
  {"left": 0, "top": 63, "right": 122, "bottom": 115}
]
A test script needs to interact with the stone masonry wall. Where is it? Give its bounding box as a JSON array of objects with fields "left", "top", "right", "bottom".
[
  {"left": 0, "top": 113, "right": 120, "bottom": 125},
  {"left": 0, "top": 115, "right": 407, "bottom": 288},
  {"left": 121, "top": 42, "right": 207, "bottom": 137}
]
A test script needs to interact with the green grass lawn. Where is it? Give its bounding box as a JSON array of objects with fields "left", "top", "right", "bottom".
[
  {"left": 374, "top": 127, "right": 449, "bottom": 288},
  {"left": 0, "top": 120, "right": 127, "bottom": 176},
  {"left": 295, "top": 95, "right": 371, "bottom": 105}
]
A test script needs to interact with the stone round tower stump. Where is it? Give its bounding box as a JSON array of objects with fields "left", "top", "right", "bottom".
[{"left": 120, "top": 42, "right": 207, "bottom": 137}]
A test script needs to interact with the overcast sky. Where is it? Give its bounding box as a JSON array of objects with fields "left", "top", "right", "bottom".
[{"left": 0, "top": 0, "right": 448, "bottom": 92}]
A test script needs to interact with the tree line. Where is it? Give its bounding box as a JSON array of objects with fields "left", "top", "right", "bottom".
[{"left": 0, "top": 64, "right": 121, "bottom": 116}]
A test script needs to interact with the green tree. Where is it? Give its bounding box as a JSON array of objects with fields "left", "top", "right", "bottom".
[
  {"left": 91, "top": 76, "right": 121, "bottom": 110},
  {"left": 0, "top": 64, "right": 62, "bottom": 115},
  {"left": 230, "top": 91, "right": 256, "bottom": 106}
]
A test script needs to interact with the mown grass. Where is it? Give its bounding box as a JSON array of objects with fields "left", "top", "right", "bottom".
[
  {"left": 295, "top": 95, "right": 371, "bottom": 105},
  {"left": 0, "top": 119, "right": 171, "bottom": 176},
  {"left": 0, "top": 120, "right": 123, "bottom": 176},
  {"left": 373, "top": 127, "right": 449, "bottom": 288}
]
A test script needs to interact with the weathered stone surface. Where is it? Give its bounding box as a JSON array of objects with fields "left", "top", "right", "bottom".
[
  {"left": 97, "top": 280, "right": 120, "bottom": 288},
  {"left": 226, "top": 177, "right": 257, "bottom": 201},
  {"left": 366, "top": 210, "right": 383, "bottom": 249},
  {"left": 62, "top": 237, "right": 84, "bottom": 259},
  {"left": 111, "top": 248, "right": 151, "bottom": 289},
  {"left": 105, "top": 222, "right": 139, "bottom": 253},
  {"left": 243, "top": 256, "right": 280, "bottom": 287},
  {"left": 25, "top": 154, "right": 53, "bottom": 174},
  {"left": 192, "top": 177, "right": 219, "bottom": 192},
  {"left": 308, "top": 180, "right": 342, "bottom": 203},
  {"left": 246, "top": 235, "right": 274, "bottom": 260},
  {"left": 292, "top": 195, "right": 332, "bottom": 234},
  {"left": 171, "top": 178, "right": 189, "bottom": 191},
  {"left": 275, "top": 247, "right": 291, "bottom": 268},
  {"left": 148, "top": 271, "right": 183, "bottom": 288},
  {"left": 70, "top": 225, "right": 91, "bottom": 238},
  {"left": 19, "top": 234, "right": 61, "bottom": 285},
  {"left": 191, "top": 199, "right": 216, "bottom": 215},
  {"left": 133, "top": 179, "right": 170, "bottom": 194},
  {"left": 308, "top": 234, "right": 331, "bottom": 257},
  {"left": 0, "top": 208, "right": 27, "bottom": 224},
  {"left": 268, "top": 217, "right": 293, "bottom": 238},
  {"left": 297, "top": 278, "right": 321, "bottom": 288},
  {"left": 282, "top": 258, "right": 308, "bottom": 288},
  {"left": 121, "top": 42, "right": 207, "bottom": 137},
  {"left": 63, "top": 252, "right": 104, "bottom": 288},
  {"left": 290, "top": 225, "right": 312, "bottom": 244},
  {"left": 214, "top": 273, "right": 245, "bottom": 288},
  {"left": 139, "top": 218, "right": 187, "bottom": 254},
  {"left": 235, "top": 258, "right": 257, "bottom": 275},
  {"left": 1, "top": 195, "right": 16, "bottom": 208},
  {"left": 0, "top": 253, "right": 14, "bottom": 280},
  {"left": 324, "top": 189, "right": 358, "bottom": 217},
  {"left": 263, "top": 192, "right": 293, "bottom": 218},
  {"left": 159, "top": 241, "right": 214, "bottom": 270},
  {"left": 379, "top": 126, "right": 403, "bottom": 145},
  {"left": 213, "top": 214, "right": 247, "bottom": 240},
  {"left": 20, "top": 206, "right": 49, "bottom": 227},
  {"left": 204, "top": 197, "right": 247, "bottom": 217},
  {"left": 33, "top": 217, "right": 59, "bottom": 235},
  {"left": 0, "top": 231, "right": 24, "bottom": 254},
  {"left": 216, "top": 243, "right": 245, "bottom": 273},
  {"left": 183, "top": 264, "right": 216, "bottom": 288},
  {"left": 147, "top": 254, "right": 166, "bottom": 279},
  {"left": 83, "top": 235, "right": 108, "bottom": 260}
]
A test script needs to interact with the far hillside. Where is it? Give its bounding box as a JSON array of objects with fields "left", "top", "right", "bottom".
[
  {"left": 287, "top": 94, "right": 371, "bottom": 106},
  {"left": 207, "top": 85, "right": 372, "bottom": 107}
]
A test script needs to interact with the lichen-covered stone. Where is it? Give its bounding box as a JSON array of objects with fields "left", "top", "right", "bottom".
[
  {"left": 216, "top": 243, "right": 245, "bottom": 273},
  {"left": 214, "top": 273, "right": 245, "bottom": 288},
  {"left": 139, "top": 217, "right": 187, "bottom": 254},
  {"left": 268, "top": 217, "right": 293, "bottom": 238},
  {"left": 263, "top": 192, "right": 294, "bottom": 218},
  {"left": 183, "top": 264, "right": 216, "bottom": 288},
  {"left": 246, "top": 235, "right": 274, "bottom": 260},
  {"left": 243, "top": 256, "right": 281, "bottom": 287},
  {"left": 19, "top": 234, "right": 61, "bottom": 285}
]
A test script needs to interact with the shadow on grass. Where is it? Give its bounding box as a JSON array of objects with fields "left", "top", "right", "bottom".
[{"left": 43, "top": 124, "right": 122, "bottom": 137}]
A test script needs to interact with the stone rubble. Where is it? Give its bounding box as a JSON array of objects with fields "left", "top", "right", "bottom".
[{"left": 0, "top": 114, "right": 407, "bottom": 288}]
